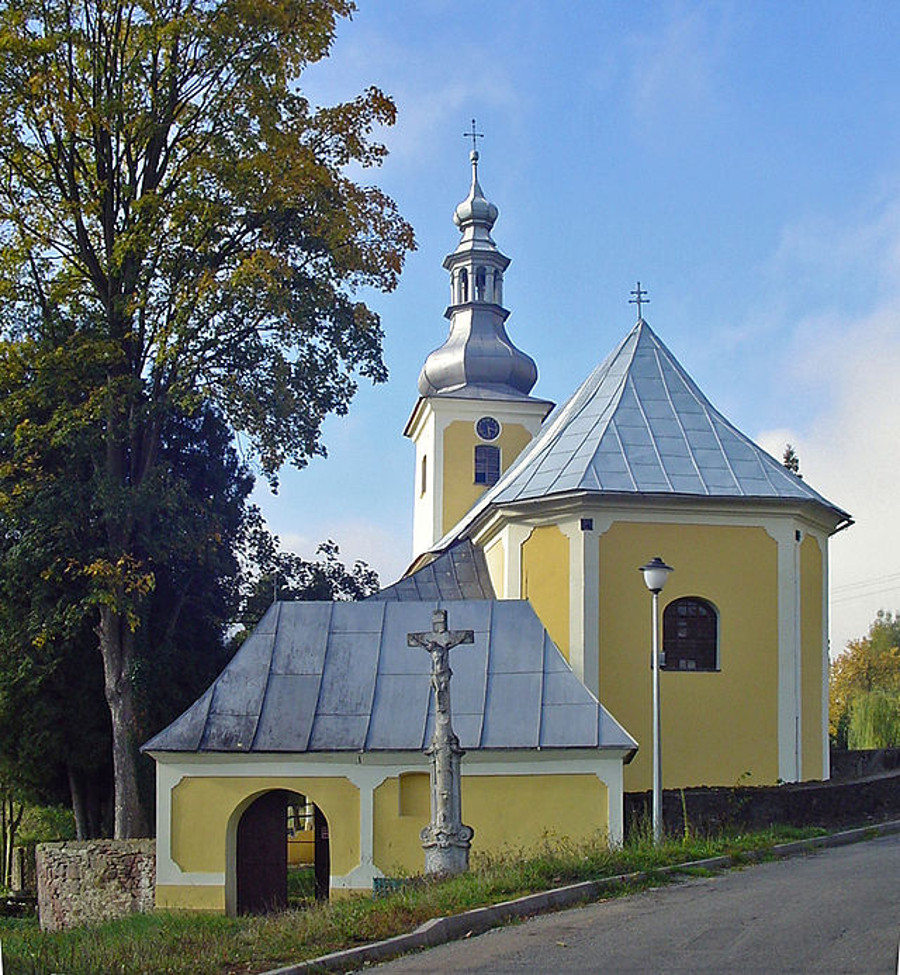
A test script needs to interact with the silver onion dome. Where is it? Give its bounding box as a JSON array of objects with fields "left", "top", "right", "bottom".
[{"left": 418, "top": 148, "right": 539, "bottom": 399}]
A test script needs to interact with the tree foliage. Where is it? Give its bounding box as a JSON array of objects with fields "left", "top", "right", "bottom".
[
  {"left": 830, "top": 610, "right": 900, "bottom": 748},
  {"left": 0, "top": 369, "right": 255, "bottom": 835},
  {"left": 847, "top": 689, "right": 900, "bottom": 750},
  {"left": 0, "top": 0, "right": 413, "bottom": 836},
  {"left": 232, "top": 532, "right": 379, "bottom": 647}
]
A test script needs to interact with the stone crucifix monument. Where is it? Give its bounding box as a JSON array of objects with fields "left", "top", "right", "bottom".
[{"left": 407, "top": 609, "right": 475, "bottom": 875}]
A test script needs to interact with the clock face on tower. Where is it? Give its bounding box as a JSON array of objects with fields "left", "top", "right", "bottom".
[{"left": 476, "top": 416, "right": 500, "bottom": 441}]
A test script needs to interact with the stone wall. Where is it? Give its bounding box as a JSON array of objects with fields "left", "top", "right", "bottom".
[
  {"left": 625, "top": 770, "right": 900, "bottom": 840},
  {"left": 35, "top": 839, "right": 155, "bottom": 932},
  {"left": 829, "top": 748, "right": 900, "bottom": 781}
]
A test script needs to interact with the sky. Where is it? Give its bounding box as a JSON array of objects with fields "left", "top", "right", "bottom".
[{"left": 254, "top": 0, "right": 900, "bottom": 656}]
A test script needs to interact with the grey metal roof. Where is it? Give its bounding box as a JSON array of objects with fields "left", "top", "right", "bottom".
[
  {"left": 369, "top": 540, "right": 495, "bottom": 602},
  {"left": 437, "top": 318, "right": 850, "bottom": 546},
  {"left": 142, "top": 599, "right": 636, "bottom": 755}
]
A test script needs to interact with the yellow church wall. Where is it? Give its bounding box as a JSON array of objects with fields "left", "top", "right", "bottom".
[
  {"left": 170, "top": 775, "right": 360, "bottom": 877},
  {"left": 522, "top": 525, "right": 570, "bottom": 659},
  {"left": 442, "top": 420, "right": 533, "bottom": 533},
  {"left": 597, "top": 521, "right": 779, "bottom": 791},
  {"left": 800, "top": 536, "right": 825, "bottom": 780},
  {"left": 372, "top": 772, "right": 608, "bottom": 874}
]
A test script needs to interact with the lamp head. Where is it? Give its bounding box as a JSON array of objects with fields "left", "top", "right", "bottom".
[{"left": 640, "top": 556, "right": 674, "bottom": 594}]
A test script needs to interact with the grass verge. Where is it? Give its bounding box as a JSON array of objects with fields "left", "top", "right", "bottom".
[{"left": 0, "top": 824, "right": 828, "bottom": 975}]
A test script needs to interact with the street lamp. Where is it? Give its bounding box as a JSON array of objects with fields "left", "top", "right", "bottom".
[{"left": 640, "top": 556, "right": 674, "bottom": 844}]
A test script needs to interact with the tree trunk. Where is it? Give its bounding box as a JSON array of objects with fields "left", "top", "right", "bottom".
[
  {"left": 98, "top": 604, "right": 147, "bottom": 838},
  {"left": 68, "top": 764, "right": 88, "bottom": 841},
  {"left": 5, "top": 796, "right": 23, "bottom": 888},
  {"left": 0, "top": 791, "right": 6, "bottom": 888}
]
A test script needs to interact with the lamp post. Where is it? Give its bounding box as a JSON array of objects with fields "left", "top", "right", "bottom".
[{"left": 639, "top": 556, "right": 674, "bottom": 844}]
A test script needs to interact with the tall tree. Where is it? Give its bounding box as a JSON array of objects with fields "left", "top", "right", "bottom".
[
  {"left": 830, "top": 610, "right": 900, "bottom": 748},
  {"left": 0, "top": 345, "right": 255, "bottom": 835},
  {"left": 0, "top": 0, "right": 413, "bottom": 836}
]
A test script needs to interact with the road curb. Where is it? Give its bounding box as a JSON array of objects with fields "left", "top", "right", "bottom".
[{"left": 262, "top": 819, "right": 900, "bottom": 974}]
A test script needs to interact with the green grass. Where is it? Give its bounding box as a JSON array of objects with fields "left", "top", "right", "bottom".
[
  {"left": 0, "top": 825, "right": 832, "bottom": 975},
  {"left": 287, "top": 865, "right": 316, "bottom": 908}
]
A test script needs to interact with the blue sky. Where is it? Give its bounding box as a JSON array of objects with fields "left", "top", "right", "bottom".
[{"left": 254, "top": 1, "right": 900, "bottom": 654}]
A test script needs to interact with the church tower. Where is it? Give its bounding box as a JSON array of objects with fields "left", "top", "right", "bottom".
[{"left": 405, "top": 138, "right": 553, "bottom": 558}]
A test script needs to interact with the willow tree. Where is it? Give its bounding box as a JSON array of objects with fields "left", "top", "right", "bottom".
[
  {"left": 0, "top": 0, "right": 414, "bottom": 837},
  {"left": 830, "top": 611, "right": 900, "bottom": 749}
]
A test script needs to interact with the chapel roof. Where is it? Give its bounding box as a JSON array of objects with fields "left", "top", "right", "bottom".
[
  {"left": 435, "top": 317, "right": 851, "bottom": 547},
  {"left": 142, "top": 597, "right": 635, "bottom": 756}
]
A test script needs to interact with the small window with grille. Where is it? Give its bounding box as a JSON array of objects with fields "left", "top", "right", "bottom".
[
  {"left": 662, "top": 597, "right": 718, "bottom": 671},
  {"left": 474, "top": 444, "right": 500, "bottom": 485}
]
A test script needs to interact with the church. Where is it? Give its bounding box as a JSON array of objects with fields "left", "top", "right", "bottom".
[{"left": 144, "top": 144, "right": 850, "bottom": 911}]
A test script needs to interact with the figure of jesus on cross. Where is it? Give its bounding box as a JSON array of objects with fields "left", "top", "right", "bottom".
[{"left": 408, "top": 609, "right": 475, "bottom": 875}]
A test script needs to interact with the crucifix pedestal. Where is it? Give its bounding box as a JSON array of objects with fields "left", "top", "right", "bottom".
[{"left": 408, "top": 609, "right": 475, "bottom": 876}]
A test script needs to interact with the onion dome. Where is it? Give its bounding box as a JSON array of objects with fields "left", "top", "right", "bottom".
[{"left": 417, "top": 147, "right": 540, "bottom": 400}]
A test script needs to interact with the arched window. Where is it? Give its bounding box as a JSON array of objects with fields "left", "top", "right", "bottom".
[
  {"left": 493, "top": 270, "right": 502, "bottom": 305},
  {"left": 662, "top": 597, "right": 718, "bottom": 671},
  {"left": 420, "top": 455, "right": 427, "bottom": 496},
  {"left": 475, "top": 266, "right": 486, "bottom": 301},
  {"left": 474, "top": 444, "right": 500, "bottom": 485},
  {"left": 459, "top": 268, "right": 468, "bottom": 303}
]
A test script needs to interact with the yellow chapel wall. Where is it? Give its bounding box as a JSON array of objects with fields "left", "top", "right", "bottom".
[
  {"left": 441, "top": 420, "right": 533, "bottom": 534},
  {"left": 597, "top": 521, "right": 780, "bottom": 791},
  {"left": 800, "top": 535, "right": 825, "bottom": 780},
  {"left": 521, "top": 525, "right": 570, "bottom": 660},
  {"left": 157, "top": 775, "right": 359, "bottom": 910},
  {"left": 372, "top": 772, "right": 609, "bottom": 875}
]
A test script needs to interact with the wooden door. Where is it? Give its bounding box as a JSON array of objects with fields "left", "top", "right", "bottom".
[
  {"left": 236, "top": 790, "right": 288, "bottom": 914},
  {"left": 314, "top": 804, "right": 330, "bottom": 901}
]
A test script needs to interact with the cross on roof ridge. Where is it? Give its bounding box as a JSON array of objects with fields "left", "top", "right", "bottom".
[{"left": 629, "top": 281, "right": 650, "bottom": 320}]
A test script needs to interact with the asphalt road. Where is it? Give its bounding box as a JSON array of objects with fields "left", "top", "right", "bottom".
[{"left": 371, "top": 833, "right": 900, "bottom": 973}]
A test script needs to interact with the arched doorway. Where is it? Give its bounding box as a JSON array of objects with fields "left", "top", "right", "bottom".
[{"left": 235, "top": 790, "right": 330, "bottom": 914}]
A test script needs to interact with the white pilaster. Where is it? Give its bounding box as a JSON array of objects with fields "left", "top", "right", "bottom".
[
  {"left": 561, "top": 520, "right": 600, "bottom": 696},
  {"left": 817, "top": 532, "right": 831, "bottom": 779},
  {"left": 602, "top": 758, "right": 625, "bottom": 847},
  {"left": 503, "top": 523, "right": 533, "bottom": 599},
  {"left": 770, "top": 522, "right": 801, "bottom": 782},
  {"left": 338, "top": 767, "right": 390, "bottom": 890}
]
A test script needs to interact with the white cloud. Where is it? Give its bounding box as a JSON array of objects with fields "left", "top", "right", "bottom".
[
  {"left": 298, "top": 15, "right": 517, "bottom": 171},
  {"left": 625, "top": 6, "right": 733, "bottom": 138},
  {"left": 770, "top": 196, "right": 900, "bottom": 290},
  {"left": 757, "top": 302, "right": 900, "bottom": 656}
]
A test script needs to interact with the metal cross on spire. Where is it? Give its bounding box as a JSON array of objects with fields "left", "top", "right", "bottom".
[
  {"left": 629, "top": 282, "right": 650, "bottom": 320},
  {"left": 463, "top": 118, "right": 484, "bottom": 155}
]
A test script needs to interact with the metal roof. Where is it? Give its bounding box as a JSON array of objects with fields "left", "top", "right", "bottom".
[
  {"left": 437, "top": 318, "right": 850, "bottom": 546},
  {"left": 142, "top": 599, "right": 636, "bottom": 756},
  {"left": 370, "top": 540, "right": 495, "bottom": 602}
]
